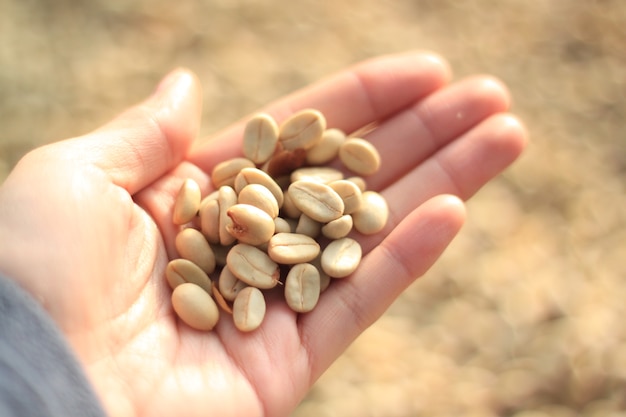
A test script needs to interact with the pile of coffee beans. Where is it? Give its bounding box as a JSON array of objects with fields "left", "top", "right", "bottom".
[{"left": 167, "top": 109, "right": 389, "bottom": 332}]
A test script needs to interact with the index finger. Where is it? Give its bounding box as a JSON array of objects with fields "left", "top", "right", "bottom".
[{"left": 187, "top": 51, "right": 451, "bottom": 172}]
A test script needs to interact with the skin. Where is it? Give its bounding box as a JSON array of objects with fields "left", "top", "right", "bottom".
[{"left": 0, "top": 51, "right": 527, "bottom": 417}]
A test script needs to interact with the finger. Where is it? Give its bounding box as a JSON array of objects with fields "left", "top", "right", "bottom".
[
  {"left": 300, "top": 194, "right": 466, "bottom": 378},
  {"left": 363, "top": 76, "right": 513, "bottom": 191},
  {"left": 70, "top": 69, "right": 202, "bottom": 195},
  {"left": 188, "top": 51, "right": 452, "bottom": 171},
  {"left": 380, "top": 113, "right": 527, "bottom": 220}
]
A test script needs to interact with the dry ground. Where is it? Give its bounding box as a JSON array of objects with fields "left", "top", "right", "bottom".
[{"left": 1, "top": 0, "right": 625, "bottom": 415}]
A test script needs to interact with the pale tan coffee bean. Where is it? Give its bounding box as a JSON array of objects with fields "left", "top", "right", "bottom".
[
  {"left": 352, "top": 191, "right": 389, "bottom": 235},
  {"left": 290, "top": 167, "right": 344, "bottom": 184},
  {"left": 165, "top": 258, "right": 213, "bottom": 294},
  {"left": 328, "top": 179, "right": 363, "bottom": 214},
  {"left": 273, "top": 217, "right": 293, "bottom": 234},
  {"left": 226, "top": 243, "right": 280, "bottom": 289},
  {"left": 287, "top": 180, "right": 344, "bottom": 223},
  {"left": 237, "top": 184, "right": 279, "bottom": 218},
  {"left": 175, "top": 228, "right": 216, "bottom": 274},
  {"left": 218, "top": 266, "right": 248, "bottom": 302},
  {"left": 295, "top": 213, "right": 321, "bottom": 238},
  {"left": 242, "top": 113, "right": 279, "bottom": 164},
  {"left": 234, "top": 167, "right": 284, "bottom": 207},
  {"left": 306, "top": 128, "right": 346, "bottom": 165},
  {"left": 346, "top": 176, "right": 367, "bottom": 192},
  {"left": 233, "top": 286, "right": 266, "bottom": 332},
  {"left": 321, "top": 214, "right": 353, "bottom": 239},
  {"left": 264, "top": 148, "right": 307, "bottom": 179},
  {"left": 321, "top": 237, "right": 362, "bottom": 278},
  {"left": 173, "top": 178, "right": 201, "bottom": 225},
  {"left": 226, "top": 204, "right": 275, "bottom": 246},
  {"left": 218, "top": 186, "right": 238, "bottom": 246},
  {"left": 199, "top": 198, "right": 220, "bottom": 244},
  {"left": 171, "top": 283, "right": 219, "bottom": 331},
  {"left": 278, "top": 109, "right": 326, "bottom": 151},
  {"left": 338, "top": 138, "right": 381, "bottom": 176},
  {"left": 212, "top": 157, "right": 255, "bottom": 189},
  {"left": 281, "top": 191, "right": 302, "bottom": 219},
  {"left": 284, "top": 263, "right": 320, "bottom": 313},
  {"left": 267, "top": 232, "right": 320, "bottom": 264}
]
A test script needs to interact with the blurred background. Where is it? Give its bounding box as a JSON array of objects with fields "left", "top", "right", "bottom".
[{"left": 1, "top": 0, "right": 625, "bottom": 415}]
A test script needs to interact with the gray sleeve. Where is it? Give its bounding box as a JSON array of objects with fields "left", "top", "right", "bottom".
[{"left": 0, "top": 274, "right": 107, "bottom": 417}]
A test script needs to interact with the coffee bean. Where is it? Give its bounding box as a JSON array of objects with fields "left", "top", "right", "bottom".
[
  {"left": 173, "top": 178, "right": 201, "bottom": 225},
  {"left": 278, "top": 109, "right": 326, "bottom": 151},
  {"left": 226, "top": 243, "right": 280, "bottom": 289},
  {"left": 321, "top": 237, "right": 362, "bottom": 278},
  {"left": 171, "top": 283, "right": 220, "bottom": 331},
  {"left": 338, "top": 138, "right": 381, "bottom": 176},
  {"left": 352, "top": 191, "right": 389, "bottom": 235},
  {"left": 284, "top": 263, "right": 321, "bottom": 313},
  {"left": 233, "top": 287, "right": 266, "bottom": 332},
  {"left": 242, "top": 113, "right": 279, "bottom": 164},
  {"left": 287, "top": 180, "right": 344, "bottom": 223},
  {"left": 267, "top": 232, "right": 320, "bottom": 264},
  {"left": 175, "top": 228, "right": 216, "bottom": 274}
]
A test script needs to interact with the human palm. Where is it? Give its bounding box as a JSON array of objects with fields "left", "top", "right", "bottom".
[{"left": 0, "top": 52, "right": 526, "bottom": 417}]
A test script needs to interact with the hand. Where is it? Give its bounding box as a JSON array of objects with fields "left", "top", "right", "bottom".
[{"left": 0, "top": 52, "right": 526, "bottom": 417}]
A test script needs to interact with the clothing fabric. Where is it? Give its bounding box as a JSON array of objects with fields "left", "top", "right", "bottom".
[{"left": 0, "top": 274, "right": 106, "bottom": 417}]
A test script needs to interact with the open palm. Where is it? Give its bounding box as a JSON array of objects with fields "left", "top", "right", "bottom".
[{"left": 0, "top": 52, "right": 526, "bottom": 417}]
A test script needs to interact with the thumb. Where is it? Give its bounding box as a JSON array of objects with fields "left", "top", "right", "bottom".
[{"left": 75, "top": 68, "right": 202, "bottom": 194}]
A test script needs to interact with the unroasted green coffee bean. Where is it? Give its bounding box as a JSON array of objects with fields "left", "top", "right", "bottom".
[
  {"left": 328, "top": 179, "right": 363, "bottom": 214},
  {"left": 321, "top": 237, "right": 362, "bottom": 278},
  {"left": 273, "top": 217, "right": 293, "bottom": 234},
  {"left": 281, "top": 191, "right": 303, "bottom": 219},
  {"left": 278, "top": 109, "right": 326, "bottom": 151},
  {"left": 234, "top": 167, "right": 284, "bottom": 207},
  {"left": 306, "top": 128, "right": 346, "bottom": 165},
  {"left": 165, "top": 258, "right": 213, "bottom": 294},
  {"left": 338, "top": 138, "right": 381, "bottom": 176},
  {"left": 287, "top": 180, "right": 344, "bottom": 223},
  {"left": 226, "top": 203, "right": 275, "bottom": 246},
  {"left": 212, "top": 157, "right": 255, "bottom": 188},
  {"left": 199, "top": 198, "right": 220, "bottom": 244},
  {"left": 233, "top": 286, "right": 266, "bottom": 332},
  {"left": 242, "top": 113, "right": 279, "bottom": 164},
  {"left": 346, "top": 176, "right": 367, "bottom": 192},
  {"left": 175, "top": 228, "right": 216, "bottom": 274},
  {"left": 218, "top": 265, "right": 248, "bottom": 302},
  {"left": 284, "top": 263, "right": 320, "bottom": 313},
  {"left": 290, "top": 167, "right": 344, "bottom": 184},
  {"left": 295, "top": 214, "right": 321, "bottom": 238},
  {"left": 237, "top": 184, "right": 279, "bottom": 218},
  {"left": 321, "top": 214, "right": 353, "bottom": 239},
  {"left": 267, "top": 232, "right": 320, "bottom": 264},
  {"left": 352, "top": 191, "right": 389, "bottom": 235},
  {"left": 218, "top": 186, "right": 238, "bottom": 246},
  {"left": 226, "top": 243, "right": 280, "bottom": 289},
  {"left": 173, "top": 178, "right": 201, "bottom": 225},
  {"left": 172, "top": 282, "right": 220, "bottom": 331}
]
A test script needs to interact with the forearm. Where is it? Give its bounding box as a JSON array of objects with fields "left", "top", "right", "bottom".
[{"left": 0, "top": 274, "right": 107, "bottom": 417}]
